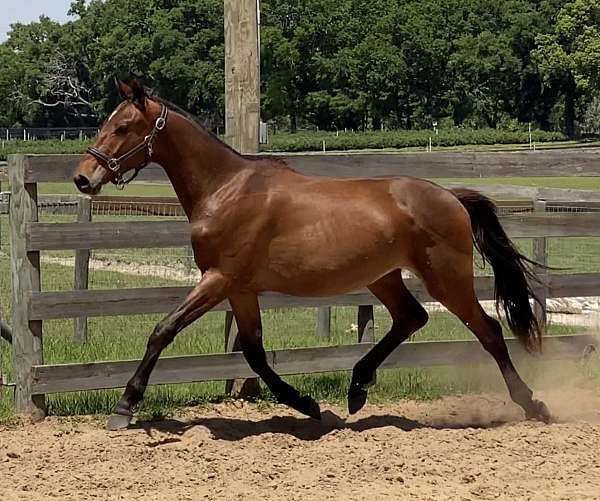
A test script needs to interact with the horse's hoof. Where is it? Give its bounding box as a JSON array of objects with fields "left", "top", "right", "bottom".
[
  {"left": 348, "top": 387, "right": 368, "bottom": 415},
  {"left": 526, "top": 400, "right": 552, "bottom": 424},
  {"left": 298, "top": 395, "right": 321, "bottom": 420},
  {"left": 106, "top": 412, "right": 133, "bottom": 431}
]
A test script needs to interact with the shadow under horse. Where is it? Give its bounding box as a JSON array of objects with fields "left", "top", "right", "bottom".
[{"left": 73, "top": 79, "right": 551, "bottom": 431}]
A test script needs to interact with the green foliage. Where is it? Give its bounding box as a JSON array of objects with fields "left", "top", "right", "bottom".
[
  {"left": 0, "top": 139, "right": 92, "bottom": 161},
  {"left": 266, "top": 128, "right": 566, "bottom": 152},
  {"left": 533, "top": 0, "right": 600, "bottom": 134},
  {"left": 0, "top": 0, "right": 593, "bottom": 136}
]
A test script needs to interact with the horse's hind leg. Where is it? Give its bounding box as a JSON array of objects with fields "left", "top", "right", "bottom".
[
  {"left": 229, "top": 292, "right": 321, "bottom": 420},
  {"left": 419, "top": 254, "right": 551, "bottom": 422},
  {"left": 348, "top": 269, "right": 429, "bottom": 414}
]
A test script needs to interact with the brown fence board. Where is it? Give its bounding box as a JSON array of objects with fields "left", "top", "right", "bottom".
[
  {"left": 19, "top": 148, "right": 600, "bottom": 184},
  {"left": 25, "top": 212, "right": 600, "bottom": 251},
  {"left": 28, "top": 273, "right": 600, "bottom": 321},
  {"left": 500, "top": 213, "right": 600, "bottom": 237},
  {"left": 27, "top": 220, "right": 190, "bottom": 250},
  {"left": 31, "top": 334, "right": 599, "bottom": 395}
]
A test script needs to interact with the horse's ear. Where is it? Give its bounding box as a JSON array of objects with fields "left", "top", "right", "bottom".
[
  {"left": 114, "top": 78, "right": 146, "bottom": 110},
  {"left": 115, "top": 78, "right": 133, "bottom": 101},
  {"left": 129, "top": 78, "right": 146, "bottom": 111}
]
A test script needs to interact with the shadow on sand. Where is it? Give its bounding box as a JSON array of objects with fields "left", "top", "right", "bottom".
[{"left": 133, "top": 409, "right": 512, "bottom": 443}]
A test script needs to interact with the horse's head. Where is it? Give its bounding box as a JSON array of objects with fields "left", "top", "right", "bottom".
[{"left": 73, "top": 79, "right": 167, "bottom": 194}]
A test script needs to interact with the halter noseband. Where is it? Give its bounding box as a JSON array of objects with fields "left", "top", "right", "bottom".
[{"left": 86, "top": 104, "right": 168, "bottom": 189}]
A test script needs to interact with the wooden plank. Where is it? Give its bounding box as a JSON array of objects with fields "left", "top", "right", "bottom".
[
  {"left": 500, "top": 213, "right": 600, "bottom": 237},
  {"left": 74, "top": 196, "right": 92, "bottom": 342},
  {"left": 8, "top": 155, "right": 46, "bottom": 417},
  {"left": 27, "top": 220, "right": 190, "bottom": 251},
  {"left": 30, "top": 334, "right": 599, "bottom": 395},
  {"left": 281, "top": 148, "right": 600, "bottom": 178},
  {"left": 28, "top": 273, "right": 600, "bottom": 321},
  {"left": 25, "top": 209, "right": 600, "bottom": 253},
  {"left": 442, "top": 183, "right": 600, "bottom": 203},
  {"left": 224, "top": 0, "right": 260, "bottom": 154},
  {"left": 22, "top": 155, "right": 168, "bottom": 184},
  {"left": 19, "top": 148, "right": 600, "bottom": 184},
  {"left": 28, "top": 287, "right": 377, "bottom": 320}
]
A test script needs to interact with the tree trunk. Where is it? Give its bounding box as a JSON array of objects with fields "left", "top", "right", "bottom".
[
  {"left": 372, "top": 114, "right": 381, "bottom": 131},
  {"left": 290, "top": 112, "right": 297, "bottom": 133},
  {"left": 565, "top": 74, "right": 576, "bottom": 137}
]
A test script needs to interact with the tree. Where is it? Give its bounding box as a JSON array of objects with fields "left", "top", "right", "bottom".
[
  {"left": 533, "top": 0, "right": 600, "bottom": 135},
  {"left": 448, "top": 32, "right": 522, "bottom": 127}
]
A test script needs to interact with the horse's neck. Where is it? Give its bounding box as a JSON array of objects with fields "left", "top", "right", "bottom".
[{"left": 153, "top": 112, "right": 246, "bottom": 219}]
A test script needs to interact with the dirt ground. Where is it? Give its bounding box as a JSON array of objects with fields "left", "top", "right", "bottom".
[{"left": 1, "top": 390, "right": 599, "bottom": 501}]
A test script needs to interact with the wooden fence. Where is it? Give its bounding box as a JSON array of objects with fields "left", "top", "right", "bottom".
[{"left": 6, "top": 151, "right": 600, "bottom": 416}]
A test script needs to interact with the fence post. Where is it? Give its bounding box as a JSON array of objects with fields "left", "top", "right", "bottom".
[
  {"left": 316, "top": 307, "right": 331, "bottom": 338},
  {"left": 358, "top": 305, "right": 374, "bottom": 343},
  {"left": 224, "top": 310, "right": 260, "bottom": 398},
  {"left": 74, "top": 196, "right": 91, "bottom": 342},
  {"left": 533, "top": 199, "right": 548, "bottom": 333},
  {"left": 9, "top": 154, "right": 46, "bottom": 418}
]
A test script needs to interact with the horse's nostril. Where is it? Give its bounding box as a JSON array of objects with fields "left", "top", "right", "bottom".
[{"left": 74, "top": 175, "right": 90, "bottom": 190}]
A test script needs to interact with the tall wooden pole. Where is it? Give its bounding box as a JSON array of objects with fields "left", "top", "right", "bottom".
[
  {"left": 224, "top": 0, "right": 260, "bottom": 154},
  {"left": 224, "top": 0, "right": 261, "bottom": 398}
]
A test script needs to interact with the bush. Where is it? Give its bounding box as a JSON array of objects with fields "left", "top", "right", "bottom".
[
  {"left": 263, "top": 128, "right": 567, "bottom": 152},
  {"left": 0, "top": 139, "right": 92, "bottom": 161},
  {"left": 0, "top": 127, "right": 569, "bottom": 161}
]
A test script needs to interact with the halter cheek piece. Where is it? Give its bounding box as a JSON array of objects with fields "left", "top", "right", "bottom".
[{"left": 86, "top": 104, "right": 168, "bottom": 189}]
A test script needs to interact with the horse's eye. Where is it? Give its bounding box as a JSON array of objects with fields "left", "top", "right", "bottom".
[{"left": 114, "top": 123, "right": 129, "bottom": 134}]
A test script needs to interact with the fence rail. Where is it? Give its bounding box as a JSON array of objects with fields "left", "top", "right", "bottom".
[
  {"left": 5, "top": 151, "right": 600, "bottom": 417},
  {"left": 26, "top": 273, "right": 600, "bottom": 321},
  {"left": 14, "top": 148, "right": 600, "bottom": 183},
  {"left": 30, "top": 335, "right": 599, "bottom": 395}
]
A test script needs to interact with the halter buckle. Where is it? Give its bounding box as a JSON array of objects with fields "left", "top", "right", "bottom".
[
  {"left": 155, "top": 116, "right": 166, "bottom": 131},
  {"left": 107, "top": 158, "right": 120, "bottom": 172}
]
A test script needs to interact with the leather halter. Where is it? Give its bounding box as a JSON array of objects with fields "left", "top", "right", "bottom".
[{"left": 86, "top": 104, "right": 168, "bottom": 189}]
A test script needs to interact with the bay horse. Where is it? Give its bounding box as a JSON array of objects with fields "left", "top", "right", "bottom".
[{"left": 73, "top": 79, "right": 551, "bottom": 430}]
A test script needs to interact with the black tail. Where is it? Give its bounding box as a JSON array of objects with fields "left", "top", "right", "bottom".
[
  {"left": 0, "top": 319, "right": 12, "bottom": 344},
  {"left": 452, "top": 188, "right": 542, "bottom": 352}
]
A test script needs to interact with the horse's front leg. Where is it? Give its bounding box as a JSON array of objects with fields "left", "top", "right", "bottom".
[
  {"left": 106, "top": 269, "right": 229, "bottom": 430},
  {"left": 229, "top": 292, "right": 321, "bottom": 420}
]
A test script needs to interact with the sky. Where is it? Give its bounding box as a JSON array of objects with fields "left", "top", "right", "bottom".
[{"left": 0, "top": 0, "right": 75, "bottom": 42}]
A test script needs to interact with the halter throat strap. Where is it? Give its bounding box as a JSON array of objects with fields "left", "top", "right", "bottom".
[{"left": 87, "top": 104, "right": 168, "bottom": 189}]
